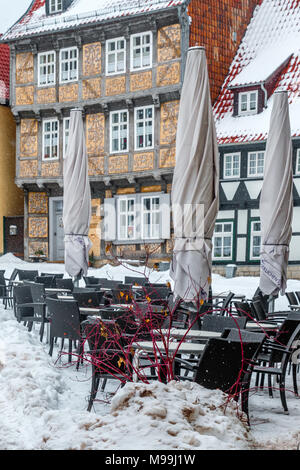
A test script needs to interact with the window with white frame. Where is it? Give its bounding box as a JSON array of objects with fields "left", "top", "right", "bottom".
[
  {"left": 106, "top": 37, "right": 126, "bottom": 75},
  {"left": 296, "top": 149, "right": 300, "bottom": 175},
  {"left": 110, "top": 110, "right": 128, "bottom": 153},
  {"left": 131, "top": 32, "right": 152, "bottom": 71},
  {"left": 43, "top": 119, "right": 59, "bottom": 160},
  {"left": 60, "top": 47, "right": 78, "bottom": 83},
  {"left": 104, "top": 193, "right": 170, "bottom": 243},
  {"left": 142, "top": 196, "right": 160, "bottom": 239},
  {"left": 249, "top": 220, "right": 261, "bottom": 260},
  {"left": 248, "top": 151, "right": 265, "bottom": 177},
  {"left": 63, "top": 117, "right": 70, "bottom": 158},
  {"left": 238, "top": 90, "right": 258, "bottom": 115},
  {"left": 118, "top": 198, "right": 136, "bottom": 241},
  {"left": 49, "top": 0, "right": 63, "bottom": 14},
  {"left": 38, "top": 51, "right": 56, "bottom": 87},
  {"left": 223, "top": 153, "right": 240, "bottom": 179},
  {"left": 135, "top": 106, "right": 154, "bottom": 150},
  {"left": 213, "top": 221, "right": 234, "bottom": 260}
]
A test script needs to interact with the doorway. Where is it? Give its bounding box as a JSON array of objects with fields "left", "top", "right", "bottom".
[{"left": 50, "top": 198, "right": 64, "bottom": 261}]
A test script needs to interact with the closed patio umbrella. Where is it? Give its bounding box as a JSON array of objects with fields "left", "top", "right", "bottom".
[
  {"left": 63, "top": 109, "right": 92, "bottom": 279},
  {"left": 170, "top": 47, "right": 219, "bottom": 303},
  {"left": 259, "top": 91, "right": 293, "bottom": 296}
]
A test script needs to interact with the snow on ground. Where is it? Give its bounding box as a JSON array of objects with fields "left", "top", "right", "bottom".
[{"left": 0, "top": 254, "right": 300, "bottom": 450}]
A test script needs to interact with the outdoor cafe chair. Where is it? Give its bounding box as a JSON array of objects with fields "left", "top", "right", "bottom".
[
  {"left": 285, "top": 292, "right": 300, "bottom": 311},
  {"left": 55, "top": 278, "right": 74, "bottom": 291},
  {"left": 0, "top": 271, "right": 14, "bottom": 309},
  {"left": 253, "top": 313, "right": 300, "bottom": 414},
  {"left": 14, "top": 285, "right": 44, "bottom": 334},
  {"left": 73, "top": 291, "right": 103, "bottom": 308},
  {"left": 82, "top": 320, "right": 133, "bottom": 411},
  {"left": 35, "top": 275, "right": 56, "bottom": 288},
  {"left": 124, "top": 276, "right": 148, "bottom": 287},
  {"left": 17, "top": 270, "right": 39, "bottom": 281},
  {"left": 83, "top": 276, "right": 102, "bottom": 288},
  {"left": 46, "top": 298, "right": 83, "bottom": 365},
  {"left": 29, "top": 282, "right": 49, "bottom": 342},
  {"left": 97, "top": 279, "right": 121, "bottom": 289},
  {"left": 193, "top": 337, "right": 263, "bottom": 423},
  {"left": 205, "top": 291, "right": 235, "bottom": 316}
]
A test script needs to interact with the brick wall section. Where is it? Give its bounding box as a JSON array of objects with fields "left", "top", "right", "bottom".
[{"left": 189, "top": 0, "right": 261, "bottom": 103}]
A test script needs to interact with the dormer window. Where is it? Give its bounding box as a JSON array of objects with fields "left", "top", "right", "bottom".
[
  {"left": 238, "top": 90, "right": 258, "bottom": 115},
  {"left": 49, "top": 0, "right": 63, "bottom": 14}
]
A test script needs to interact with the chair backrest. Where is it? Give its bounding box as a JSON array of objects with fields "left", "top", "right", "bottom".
[
  {"left": 73, "top": 291, "right": 103, "bottom": 307},
  {"left": 98, "top": 278, "right": 121, "bottom": 288},
  {"left": 234, "top": 301, "right": 253, "bottom": 318},
  {"left": 29, "top": 282, "right": 46, "bottom": 303},
  {"left": 109, "top": 289, "right": 133, "bottom": 304},
  {"left": 286, "top": 292, "right": 298, "bottom": 306},
  {"left": 0, "top": 272, "right": 6, "bottom": 288},
  {"left": 251, "top": 300, "right": 267, "bottom": 321},
  {"left": 41, "top": 273, "right": 64, "bottom": 279},
  {"left": 202, "top": 315, "right": 247, "bottom": 333},
  {"left": 143, "top": 286, "right": 171, "bottom": 301},
  {"left": 56, "top": 278, "right": 74, "bottom": 291},
  {"left": 46, "top": 298, "right": 81, "bottom": 341},
  {"left": 124, "top": 276, "right": 148, "bottom": 286},
  {"left": 295, "top": 292, "right": 300, "bottom": 304},
  {"left": 271, "top": 314, "right": 300, "bottom": 363},
  {"left": 83, "top": 276, "right": 102, "bottom": 286},
  {"left": 14, "top": 286, "right": 34, "bottom": 318},
  {"left": 8, "top": 268, "right": 19, "bottom": 283},
  {"left": 35, "top": 276, "right": 55, "bottom": 288},
  {"left": 221, "top": 292, "right": 235, "bottom": 310},
  {"left": 18, "top": 270, "right": 39, "bottom": 281},
  {"left": 194, "top": 338, "right": 261, "bottom": 393},
  {"left": 72, "top": 287, "right": 100, "bottom": 294},
  {"left": 252, "top": 287, "right": 269, "bottom": 313}
]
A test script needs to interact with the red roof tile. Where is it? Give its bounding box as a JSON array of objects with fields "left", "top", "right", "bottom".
[{"left": 0, "top": 41, "right": 10, "bottom": 101}]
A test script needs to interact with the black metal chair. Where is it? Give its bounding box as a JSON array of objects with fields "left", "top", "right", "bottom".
[
  {"left": 55, "top": 278, "right": 74, "bottom": 291},
  {"left": 73, "top": 291, "right": 103, "bottom": 308},
  {"left": 285, "top": 292, "right": 299, "bottom": 310},
  {"left": 124, "top": 276, "right": 148, "bottom": 286},
  {"left": 3, "top": 268, "right": 19, "bottom": 309},
  {"left": 234, "top": 301, "right": 253, "bottom": 318},
  {"left": 14, "top": 286, "right": 36, "bottom": 330},
  {"left": 35, "top": 276, "right": 56, "bottom": 288},
  {"left": 0, "top": 272, "right": 14, "bottom": 309},
  {"left": 46, "top": 298, "right": 82, "bottom": 364},
  {"left": 29, "top": 282, "right": 49, "bottom": 342},
  {"left": 18, "top": 270, "right": 39, "bottom": 281},
  {"left": 193, "top": 337, "right": 263, "bottom": 422},
  {"left": 253, "top": 313, "right": 300, "bottom": 414},
  {"left": 83, "top": 276, "right": 102, "bottom": 288},
  {"left": 97, "top": 278, "right": 122, "bottom": 289},
  {"left": 83, "top": 320, "right": 133, "bottom": 411}
]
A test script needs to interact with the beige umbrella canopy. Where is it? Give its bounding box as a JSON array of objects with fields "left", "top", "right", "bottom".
[
  {"left": 170, "top": 47, "right": 219, "bottom": 303},
  {"left": 259, "top": 91, "right": 293, "bottom": 296},
  {"left": 63, "top": 109, "right": 92, "bottom": 279}
]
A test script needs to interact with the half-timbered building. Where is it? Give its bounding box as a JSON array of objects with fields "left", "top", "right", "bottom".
[{"left": 2, "top": 0, "right": 260, "bottom": 265}]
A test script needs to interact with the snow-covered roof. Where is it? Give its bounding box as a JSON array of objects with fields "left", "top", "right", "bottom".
[
  {"left": 2, "top": 0, "right": 185, "bottom": 41},
  {"left": 0, "top": 41, "right": 9, "bottom": 101},
  {"left": 214, "top": 0, "right": 300, "bottom": 145}
]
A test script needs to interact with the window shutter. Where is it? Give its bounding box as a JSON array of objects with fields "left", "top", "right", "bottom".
[
  {"left": 103, "top": 198, "right": 116, "bottom": 241},
  {"left": 160, "top": 193, "right": 171, "bottom": 239}
]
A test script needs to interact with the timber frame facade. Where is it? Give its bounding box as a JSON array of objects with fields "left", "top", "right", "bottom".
[{"left": 4, "top": 0, "right": 261, "bottom": 266}]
